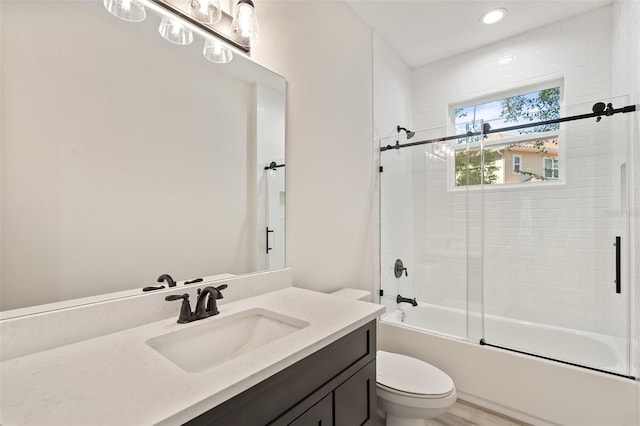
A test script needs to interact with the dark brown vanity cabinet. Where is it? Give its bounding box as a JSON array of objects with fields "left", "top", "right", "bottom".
[
  {"left": 289, "top": 393, "right": 333, "bottom": 426},
  {"left": 185, "top": 320, "right": 377, "bottom": 426}
]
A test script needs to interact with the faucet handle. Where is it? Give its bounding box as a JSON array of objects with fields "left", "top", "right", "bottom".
[
  {"left": 214, "top": 284, "right": 227, "bottom": 297},
  {"left": 165, "top": 293, "right": 193, "bottom": 323},
  {"left": 197, "top": 285, "right": 226, "bottom": 299}
]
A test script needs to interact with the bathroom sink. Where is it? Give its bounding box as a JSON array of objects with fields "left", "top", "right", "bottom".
[{"left": 146, "top": 308, "right": 309, "bottom": 373}]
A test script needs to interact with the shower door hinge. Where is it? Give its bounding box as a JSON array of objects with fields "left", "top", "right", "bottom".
[
  {"left": 379, "top": 289, "right": 384, "bottom": 296},
  {"left": 379, "top": 166, "right": 384, "bottom": 173}
]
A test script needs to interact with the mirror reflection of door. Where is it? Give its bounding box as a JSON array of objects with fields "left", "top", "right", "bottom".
[{"left": 265, "top": 164, "right": 285, "bottom": 270}]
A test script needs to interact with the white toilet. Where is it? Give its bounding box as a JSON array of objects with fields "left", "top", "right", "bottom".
[
  {"left": 331, "top": 289, "right": 457, "bottom": 426},
  {"left": 377, "top": 350, "right": 457, "bottom": 426}
]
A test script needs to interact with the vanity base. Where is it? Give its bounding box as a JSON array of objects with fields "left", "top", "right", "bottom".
[{"left": 186, "top": 320, "right": 377, "bottom": 425}]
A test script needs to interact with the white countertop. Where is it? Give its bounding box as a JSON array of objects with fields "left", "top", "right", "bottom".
[{"left": 0, "top": 287, "right": 384, "bottom": 426}]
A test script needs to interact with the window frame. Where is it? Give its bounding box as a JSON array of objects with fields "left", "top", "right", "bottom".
[
  {"left": 543, "top": 157, "right": 559, "bottom": 180},
  {"left": 512, "top": 155, "right": 522, "bottom": 173},
  {"left": 447, "top": 80, "right": 565, "bottom": 191}
]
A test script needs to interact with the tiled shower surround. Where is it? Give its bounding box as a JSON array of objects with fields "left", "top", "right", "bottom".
[{"left": 379, "top": 4, "right": 635, "bottom": 343}]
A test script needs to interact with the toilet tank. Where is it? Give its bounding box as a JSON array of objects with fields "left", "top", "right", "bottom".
[{"left": 330, "top": 288, "right": 371, "bottom": 302}]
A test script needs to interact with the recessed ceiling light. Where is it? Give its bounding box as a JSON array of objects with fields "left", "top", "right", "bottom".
[{"left": 481, "top": 8, "right": 507, "bottom": 25}]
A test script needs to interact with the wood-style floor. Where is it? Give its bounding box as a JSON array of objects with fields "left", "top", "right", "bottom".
[
  {"left": 424, "top": 400, "right": 531, "bottom": 426},
  {"left": 378, "top": 400, "right": 531, "bottom": 426}
]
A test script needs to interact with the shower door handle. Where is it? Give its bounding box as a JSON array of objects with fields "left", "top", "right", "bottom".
[
  {"left": 266, "top": 227, "right": 274, "bottom": 254},
  {"left": 614, "top": 236, "right": 621, "bottom": 294}
]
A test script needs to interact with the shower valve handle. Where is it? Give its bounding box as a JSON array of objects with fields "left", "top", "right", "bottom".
[{"left": 394, "top": 259, "right": 408, "bottom": 278}]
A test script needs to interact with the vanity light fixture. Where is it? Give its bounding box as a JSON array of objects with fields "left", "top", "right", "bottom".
[
  {"left": 143, "top": 0, "right": 255, "bottom": 53},
  {"left": 232, "top": 0, "right": 259, "bottom": 47},
  {"left": 187, "top": 0, "right": 222, "bottom": 25},
  {"left": 159, "top": 16, "right": 194, "bottom": 45},
  {"left": 203, "top": 38, "right": 234, "bottom": 63},
  {"left": 105, "top": 0, "right": 250, "bottom": 62},
  {"left": 103, "top": 0, "right": 147, "bottom": 22},
  {"left": 480, "top": 8, "right": 507, "bottom": 25}
]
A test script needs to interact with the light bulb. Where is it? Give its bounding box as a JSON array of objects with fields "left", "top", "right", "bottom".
[
  {"left": 158, "top": 16, "right": 193, "bottom": 45},
  {"left": 203, "top": 38, "right": 233, "bottom": 63},
  {"left": 187, "top": 0, "right": 222, "bottom": 25},
  {"left": 232, "top": 0, "right": 259, "bottom": 47},
  {"left": 103, "top": 0, "right": 146, "bottom": 22},
  {"left": 480, "top": 8, "right": 507, "bottom": 25}
]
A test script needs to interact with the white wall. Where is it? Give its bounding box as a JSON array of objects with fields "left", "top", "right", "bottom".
[
  {"left": 1, "top": 1, "right": 254, "bottom": 309},
  {"left": 252, "top": 1, "right": 375, "bottom": 293},
  {"left": 407, "top": 6, "right": 629, "bottom": 338}
]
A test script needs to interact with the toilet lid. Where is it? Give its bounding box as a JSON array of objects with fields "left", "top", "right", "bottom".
[{"left": 376, "top": 350, "right": 454, "bottom": 397}]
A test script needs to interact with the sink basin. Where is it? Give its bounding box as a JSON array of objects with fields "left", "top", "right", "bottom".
[{"left": 146, "top": 308, "right": 309, "bottom": 373}]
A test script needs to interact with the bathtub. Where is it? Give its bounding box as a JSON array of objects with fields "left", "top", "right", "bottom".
[
  {"left": 382, "top": 302, "right": 628, "bottom": 374},
  {"left": 378, "top": 302, "right": 639, "bottom": 425}
]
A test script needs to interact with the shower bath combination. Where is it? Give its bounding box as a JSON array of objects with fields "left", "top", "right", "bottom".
[{"left": 379, "top": 100, "right": 638, "bottom": 380}]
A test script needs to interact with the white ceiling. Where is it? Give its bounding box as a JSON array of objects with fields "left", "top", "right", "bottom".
[{"left": 345, "top": 0, "right": 612, "bottom": 68}]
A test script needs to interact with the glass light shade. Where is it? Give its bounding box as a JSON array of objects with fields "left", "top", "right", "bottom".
[
  {"left": 232, "top": 0, "right": 259, "bottom": 48},
  {"left": 187, "top": 0, "right": 222, "bottom": 25},
  {"left": 203, "top": 38, "right": 233, "bottom": 63},
  {"left": 158, "top": 16, "right": 194, "bottom": 45},
  {"left": 103, "top": 0, "right": 146, "bottom": 22}
]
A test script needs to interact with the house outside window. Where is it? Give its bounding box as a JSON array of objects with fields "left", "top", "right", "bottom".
[{"left": 450, "top": 83, "right": 562, "bottom": 188}]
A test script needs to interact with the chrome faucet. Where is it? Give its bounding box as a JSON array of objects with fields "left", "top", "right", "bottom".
[{"left": 164, "top": 284, "right": 227, "bottom": 323}]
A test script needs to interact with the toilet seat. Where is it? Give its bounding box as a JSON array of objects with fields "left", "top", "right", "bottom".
[{"left": 377, "top": 350, "right": 455, "bottom": 398}]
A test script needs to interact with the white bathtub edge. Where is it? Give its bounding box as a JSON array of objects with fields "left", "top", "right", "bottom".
[{"left": 378, "top": 320, "right": 640, "bottom": 426}]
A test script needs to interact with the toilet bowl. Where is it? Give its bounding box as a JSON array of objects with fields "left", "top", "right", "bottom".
[
  {"left": 377, "top": 350, "right": 456, "bottom": 426},
  {"left": 330, "top": 289, "right": 457, "bottom": 426}
]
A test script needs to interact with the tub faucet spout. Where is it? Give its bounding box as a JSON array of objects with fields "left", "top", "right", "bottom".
[{"left": 396, "top": 294, "right": 417, "bottom": 307}]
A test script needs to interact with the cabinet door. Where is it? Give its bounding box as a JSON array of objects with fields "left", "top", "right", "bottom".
[
  {"left": 334, "top": 361, "right": 376, "bottom": 426},
  {"left": 289, "top": 393, "right": 333, "bottom": 426}
]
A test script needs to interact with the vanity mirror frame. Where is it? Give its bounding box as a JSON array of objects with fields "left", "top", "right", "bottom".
[{"left": 0, "top": 0, "right": 286, "bottom": 318}]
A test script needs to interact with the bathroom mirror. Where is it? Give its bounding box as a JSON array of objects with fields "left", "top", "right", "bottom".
[{"left": 0, "top": 0, "right": 286, "bottom": 313}]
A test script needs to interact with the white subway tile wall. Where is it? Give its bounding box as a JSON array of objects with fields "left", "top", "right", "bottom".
[
  {"left": 378, "top": 5, "right": 639, "bottom": 344},
  {"left": 410, "top": 6, "right": 625, "bottom": 337}
]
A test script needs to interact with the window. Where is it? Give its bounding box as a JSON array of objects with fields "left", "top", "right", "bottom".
[
  {"left": 451, "top": 84, "right": 561, "bottom": 188},
  {"left": 513, "top": 155, "right": 521, "bottom": 173},
  {"left": 543, "top": 157, "right": 559, "bottom": 179}
]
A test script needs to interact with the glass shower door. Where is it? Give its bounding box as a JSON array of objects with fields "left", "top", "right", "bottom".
[
  {"left": 480, "top": 97, "right": 633, "bottom": 378},
  {"left": 379, "top": 127, "right": 476, "bottom": 340}
]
